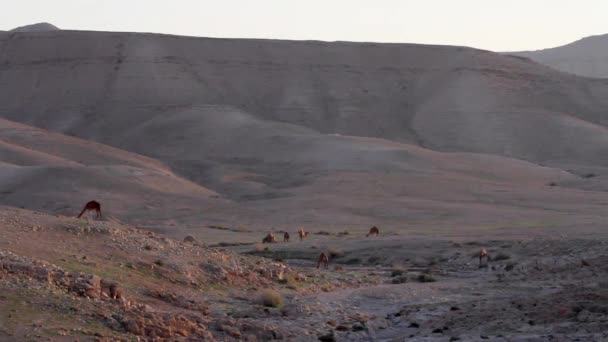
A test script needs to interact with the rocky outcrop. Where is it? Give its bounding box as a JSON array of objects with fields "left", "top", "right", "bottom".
[{"left": 0, "top": 250, "right": 125, "bottom": 303}]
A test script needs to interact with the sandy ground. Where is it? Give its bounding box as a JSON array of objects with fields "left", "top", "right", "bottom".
[{"left": 1, "top": 207, "right": 607, "bottom": 341}]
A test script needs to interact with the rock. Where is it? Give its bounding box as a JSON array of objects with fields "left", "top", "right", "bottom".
[
  {"left": 352, "top": 322, "right": 366, "bottom": 331},
  {"left": 318, "top": 332, "right": 336, "bottom": 342},
  {"left": 184, "top": 235, "right": 198, "bottom": 244}
]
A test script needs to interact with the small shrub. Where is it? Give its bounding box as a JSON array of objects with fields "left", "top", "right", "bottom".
[
  {"left": 548, "top": 182, "right": 557, "bottom": 187},
  {"left": 391, "top": 276, "right": 408, "bottom": 284},
  {"left": 328, "top": 247, "right": 344, "bottom": 259},
  {"left": 315, "top": 231, "right": 332, "bottom": 236},
  {"left": 144, "top": 244, "right": 153, "bottom": 251},
  {"left": 368, "top": 256, "right": 382, "bottom": 264},
  {"left": 581, "top": 173, "right": 596, "bottom": 179},
  {"left": 258, "top": 289, "right": 284, "bottom": 308},
  {"left": 338, "top": 230, "right": 349, "bottom": 236},
  {"left": 417, "top": 274, "right": 436, "bottom": 283},
  {"left": 390, "top": 269, "right": 405, "bottom": 277},
  {"left": 153, "top": 259, "right": 164, "bottom": 267},
  {"left": 278, "top": 274, "right": 298, "bottom": 288},
  {"left": 493, "top": 253, "right": 511, "bottom": 261},
  {"left": 344, "top": 258, "right": 361, "bottom": 265}
]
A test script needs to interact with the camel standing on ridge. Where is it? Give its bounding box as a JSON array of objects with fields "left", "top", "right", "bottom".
[
  {"left": 366, "top": 226, "right": 379, "bottom": 237},
  {"left": 262, "top": 233, "right": 276, "bottom": 244},
  {"left": 298, "top": 228, "right": 309, "bottom": 241},
  {"left": 317, "top": 252, "right": 329, "bottom": 269},
  {"left": 78, "top": 200, "right": 102, "bottom": 219},
  {"left": 479, "top": 247, "right": 489, "bottom": 267}
]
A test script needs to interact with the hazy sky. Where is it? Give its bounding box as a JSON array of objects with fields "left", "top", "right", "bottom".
[{"left": 3, "top": 0, "right": 608, "bottom": 51}]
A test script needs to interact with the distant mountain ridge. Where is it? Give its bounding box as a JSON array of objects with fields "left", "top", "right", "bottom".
[
  {"left": 510, "top": 33, "right": 608, "bottom": 78},
  {"left": 10, "top": 22, "right": 60, "bottom": 32}
]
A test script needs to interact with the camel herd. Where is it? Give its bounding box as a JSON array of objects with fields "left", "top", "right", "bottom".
[
  {"left": 260, "top": 227, "right": 381, "bottom": 269},
  {"left": 76, "top": 201, "right": 489, "bottom": 270}
]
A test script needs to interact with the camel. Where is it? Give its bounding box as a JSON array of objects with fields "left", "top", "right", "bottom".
[
  {"left": 77, "top": 200, "right": 102, "bottom": 219},
  {"left": 317, "top": 252, "right": 329, "bottom": 269},
  {"left": 262, "top": 233, "right": 276, "bottom": 244},
  {"left": 479, "top": 247, "right": 489, "bottom": 267},
  {"left": 283, "top": 232, "right": 290, "bottom": 242},
  {"left": 298, "top": 228, "right": 309, "bottom": 241},
  {"left": 366, "top": 226, "right": 379, "bottom": 237}
]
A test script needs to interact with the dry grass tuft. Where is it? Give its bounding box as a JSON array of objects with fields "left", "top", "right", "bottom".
[{"left": 258, "top": 289, "right": 284, "bottom": 308}]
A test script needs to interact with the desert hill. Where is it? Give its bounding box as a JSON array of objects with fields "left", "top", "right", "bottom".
[
  {"left": 1, "top": 29, "right": 608, "bottom": 236},
  {"left": 510, "top": 34, "right": 608, "bottom": 78}
]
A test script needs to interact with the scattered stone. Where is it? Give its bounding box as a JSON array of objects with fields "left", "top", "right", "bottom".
[
  {"left": 318, "top": 332, "right": 336, "bottom": 342},
  {"left": 183, "top": 235, "right": 198, "bottom": 244}
]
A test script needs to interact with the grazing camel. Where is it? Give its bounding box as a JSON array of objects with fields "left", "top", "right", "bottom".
[
  {"left": 262, "top": 233, "right": 276, "bottom": 244},
  {"left": 317, "top": 252, "right": 329, "bottom": 269},
  {"left": 479, "top": 247, "right": 489, "bottom": 267},
  {"left": 366, "top": 226, "right": 380, "bottom": 237},
  {"left": 298, "top": 228, "right": 309, "bottom": 241},
  {"left": 283, "top": 232, "right": 290, "bottom": 242},
  {"left": 77, "top": 200, "right": 102, "bottom": 219}
]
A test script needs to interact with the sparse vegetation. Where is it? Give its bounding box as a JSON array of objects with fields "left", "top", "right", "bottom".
[
  {"left": 327, "top": 247, "right": 344, "bottom": 259},
  {"left": 492, "top": 252, "right": 511, "bottom": 261},
  {"left": 368, "top": 256, "right": 382, "bottom": 264},
  {"left": 153, "top": 259, "right": 164, "bottom": 267},
  {"left": 344, "top": 257, "right": 362, "bottom": 265},
  {"left": 391, "top": 269, "right": 405, "bottom": 277},
  {"left": 278, "top": 274, "right": 298, "bottom": 288},
  {"left": 417, "top": 274, "right": 436, "bottom": 283},
  {"left": 258, "top": 289, "right": 284, "bottom": 308},
  {"left": 392, "top": 276, "right": 408, "bottom": 284}
]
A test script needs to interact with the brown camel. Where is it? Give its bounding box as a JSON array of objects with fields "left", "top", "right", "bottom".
[
  {"left": 479, "top": 247, "right": 488, "bottom": 267},
  {"left": 78, "top": 200, "right": 101, "bottom": 219},
  {"left": 262, "top": 233, "right": 276, "bottom": 244},
  {"left": 366, "top": 226, "right": 379, "bottom": 237},
  {"left": 284, "top": 232, "right": 290, "bottom": 242},
  {"left": 298, "top": 228, "right": 309, "bottom": 241},
  {"left": 317, "top": 252, "right": 329, "bottom": 269}
]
